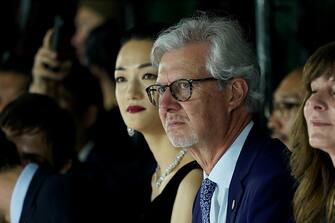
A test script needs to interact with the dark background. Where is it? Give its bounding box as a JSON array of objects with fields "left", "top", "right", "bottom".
[{"left": 0, "top": 0, "right": 334, "bottom": 124}]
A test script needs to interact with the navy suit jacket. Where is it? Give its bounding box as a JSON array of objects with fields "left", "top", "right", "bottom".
[
  {"left": 192, "top": 126, "right": 295, "bottom": 223},
  {"left": 19, "top": 165, "right": 83, "bottom": 223}
]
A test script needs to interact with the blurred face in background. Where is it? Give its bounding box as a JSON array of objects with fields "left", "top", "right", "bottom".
[
  {"left": 267, "top": 69, "right": 304, "bottom": 147},
  {"left": 3, "top": 128, "right": 52, "bottom": 165},
  {"left": 304, "top": 74, "right": 335, "bottom": 155},
  {"left": 72, "top": 6, "right": 104, "bottom": 64},
  {"left": 114, "top": 39, "right": 163, "bottom": 134}
]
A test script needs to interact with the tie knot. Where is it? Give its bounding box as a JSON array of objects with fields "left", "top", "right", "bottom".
[{"left": 201, "top": 178, "right": 216, "bottom": 194}]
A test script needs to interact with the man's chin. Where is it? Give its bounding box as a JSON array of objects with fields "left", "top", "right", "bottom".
[{"left": 167, "top": 133, "right": 198, "bottom": 148}]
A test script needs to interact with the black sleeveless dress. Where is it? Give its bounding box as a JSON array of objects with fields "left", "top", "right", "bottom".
[{"left": 139, "top": 161, "right": 201, "bottom": 223}]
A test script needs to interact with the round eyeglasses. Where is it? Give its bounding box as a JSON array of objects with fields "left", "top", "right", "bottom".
[{"left": 146, "top": 77, "right": 218, "bottom": 107}]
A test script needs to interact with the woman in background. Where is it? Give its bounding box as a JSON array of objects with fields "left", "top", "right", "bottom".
[{"left": 290, "top": 41, "right": 335, "bottom": 223}]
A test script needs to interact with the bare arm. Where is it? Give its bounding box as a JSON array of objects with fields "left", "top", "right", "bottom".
[{"left": 171, "top": 168, "right": 203, "bottom": 223}]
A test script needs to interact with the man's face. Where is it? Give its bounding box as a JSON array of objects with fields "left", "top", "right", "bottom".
[
  {"left": 157, "top": 42, "right": 231, "bottom": 149},
  {"left": 3, "top": 128, "right": 52, "bottom": 165},
  {"left": 267, "top": 71, "right": 303, "bottom": 146}
]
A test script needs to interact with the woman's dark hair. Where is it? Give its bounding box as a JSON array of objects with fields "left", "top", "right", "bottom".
[
  {"left": 85, "top": 19, "right": 122, "bottom": 75},
  {"left": 61, "top": 64, "right": 104, "bottom": 116},
  {"left": 120, "top": 23, "right": 168, "bottom": 46}
]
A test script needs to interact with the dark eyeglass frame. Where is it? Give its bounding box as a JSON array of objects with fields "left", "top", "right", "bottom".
[{"left": 146, "top": 77, "right": 218, "bottom": 107}]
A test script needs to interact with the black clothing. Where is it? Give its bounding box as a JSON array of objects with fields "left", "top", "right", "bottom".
[{"left": 140, "top": 161, "right": 201, "bottom": 223}]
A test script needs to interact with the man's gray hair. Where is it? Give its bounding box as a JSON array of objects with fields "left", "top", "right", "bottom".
[{"left": 151, "top": 15, "right": 263, "bottom": 112}]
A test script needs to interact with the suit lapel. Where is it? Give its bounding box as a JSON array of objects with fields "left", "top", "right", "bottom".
[
  {"left": 192, "top": 189, "right": 202, "bottom": 223},
  {"left": 226, "top": 127, "right": 263, "bottom": 223},
  {"left": 19, "top": 166, "right": 52, "bottom": 223}
]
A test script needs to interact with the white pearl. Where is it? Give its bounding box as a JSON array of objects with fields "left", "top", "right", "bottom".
[{"left": 155, "top": 149, "right": 187, "bottom": 188}]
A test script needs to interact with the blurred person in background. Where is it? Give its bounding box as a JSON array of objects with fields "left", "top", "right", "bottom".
[
  {"left": 84, "top": 19, "right": 122, "bottom": 111},
  {"left": 0, "top": 93, "right": 76, "bottom": 174},
  {"left": 30, "top": 29, "right": 107, "bottom": 162},
  {"left": 0, "top": 52, "right": 31, "bottom": 113},
  {"left": 72, "top": 0, "right": 123, "bottom": 65},
  {"left": 30, "top": 0, "right": 124, "bottom": 109},
  {"left": 267, "top": 67, "right": 304, "bottom": 148},
  {"left": 0, "top": 128, "right": 85, "bottom": 223},
  {"left": 30, "top": 14, "right": 155, "bottom": 223}
]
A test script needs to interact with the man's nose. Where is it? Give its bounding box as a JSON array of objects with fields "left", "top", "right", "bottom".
[{"left": 159, "top": 88, "right": 180, "bottom": 112}]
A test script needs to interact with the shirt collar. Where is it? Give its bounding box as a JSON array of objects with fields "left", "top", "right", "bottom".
[
  {"left": 205, "top": 121, "right": 254, "bottom": 188},
  {"left": 10, "top": 163, "right": 39, "bottom": 223},
  {"left": 78, "top": 140, "right": 95, "bottom": 162}
]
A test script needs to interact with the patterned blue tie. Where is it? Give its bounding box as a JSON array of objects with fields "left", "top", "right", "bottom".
[{"left": 200, "top": 178, "right": 217, "bottom": 223}]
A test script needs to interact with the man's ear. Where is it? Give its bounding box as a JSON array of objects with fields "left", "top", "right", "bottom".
[{"left": 228, "top": 78, "right": 248, "bottom": 113}]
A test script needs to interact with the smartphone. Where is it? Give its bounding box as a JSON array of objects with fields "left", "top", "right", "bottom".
[
  {"left": 51, "top": 15, "right": 65, "bottom": 56},
  {"left": 44, "top": 15, "right": 72, "bottom": 72}
]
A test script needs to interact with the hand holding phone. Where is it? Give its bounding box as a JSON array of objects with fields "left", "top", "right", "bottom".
[{"left": 44, "top": 15, "right": 73, "bottom": 72}]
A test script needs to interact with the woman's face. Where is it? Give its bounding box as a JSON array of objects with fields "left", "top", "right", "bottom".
[
  {"left": 114, "top": 39, "right": 162, "bottom": 134},
  {"left": 304, "top": 74, "right": 335, "bottom": 154}
]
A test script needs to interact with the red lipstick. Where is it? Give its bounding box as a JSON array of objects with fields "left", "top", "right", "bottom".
[
  {"left": 127, "top": 106, "right": 145, "bottom": 113},
  {"left": 311, "top": 121, "right": 332, "bottom": 127}
]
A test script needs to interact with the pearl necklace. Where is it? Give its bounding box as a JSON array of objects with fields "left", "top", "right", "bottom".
[{"left": 155, "top": 148, "right": 187, "bottom": 188}]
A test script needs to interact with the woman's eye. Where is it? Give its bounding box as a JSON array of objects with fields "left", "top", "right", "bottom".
[
  {"left": 143, "top": 73, "right": 157, "bottom": 80},
  {"left": 115, "top": 76, "right": 126, "bottom": 83}
]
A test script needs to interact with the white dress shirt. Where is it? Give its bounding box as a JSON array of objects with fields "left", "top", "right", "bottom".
[
  {"left": 78, "top": 140, "right": 95, "bottom": 162},
  {"left": 10, "top": 163, "right": 39, "bottom": 223},
  {"left": 205, "top": 121, "right": 253, "bottom": 223}
]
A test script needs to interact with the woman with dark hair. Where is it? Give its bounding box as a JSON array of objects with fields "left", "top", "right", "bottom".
[
  {"left": 290, "top": 41, "right": 335, "bottom": 223},
  {"left": 114, "top": 24, "right": 202, "bottom": 223}
]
